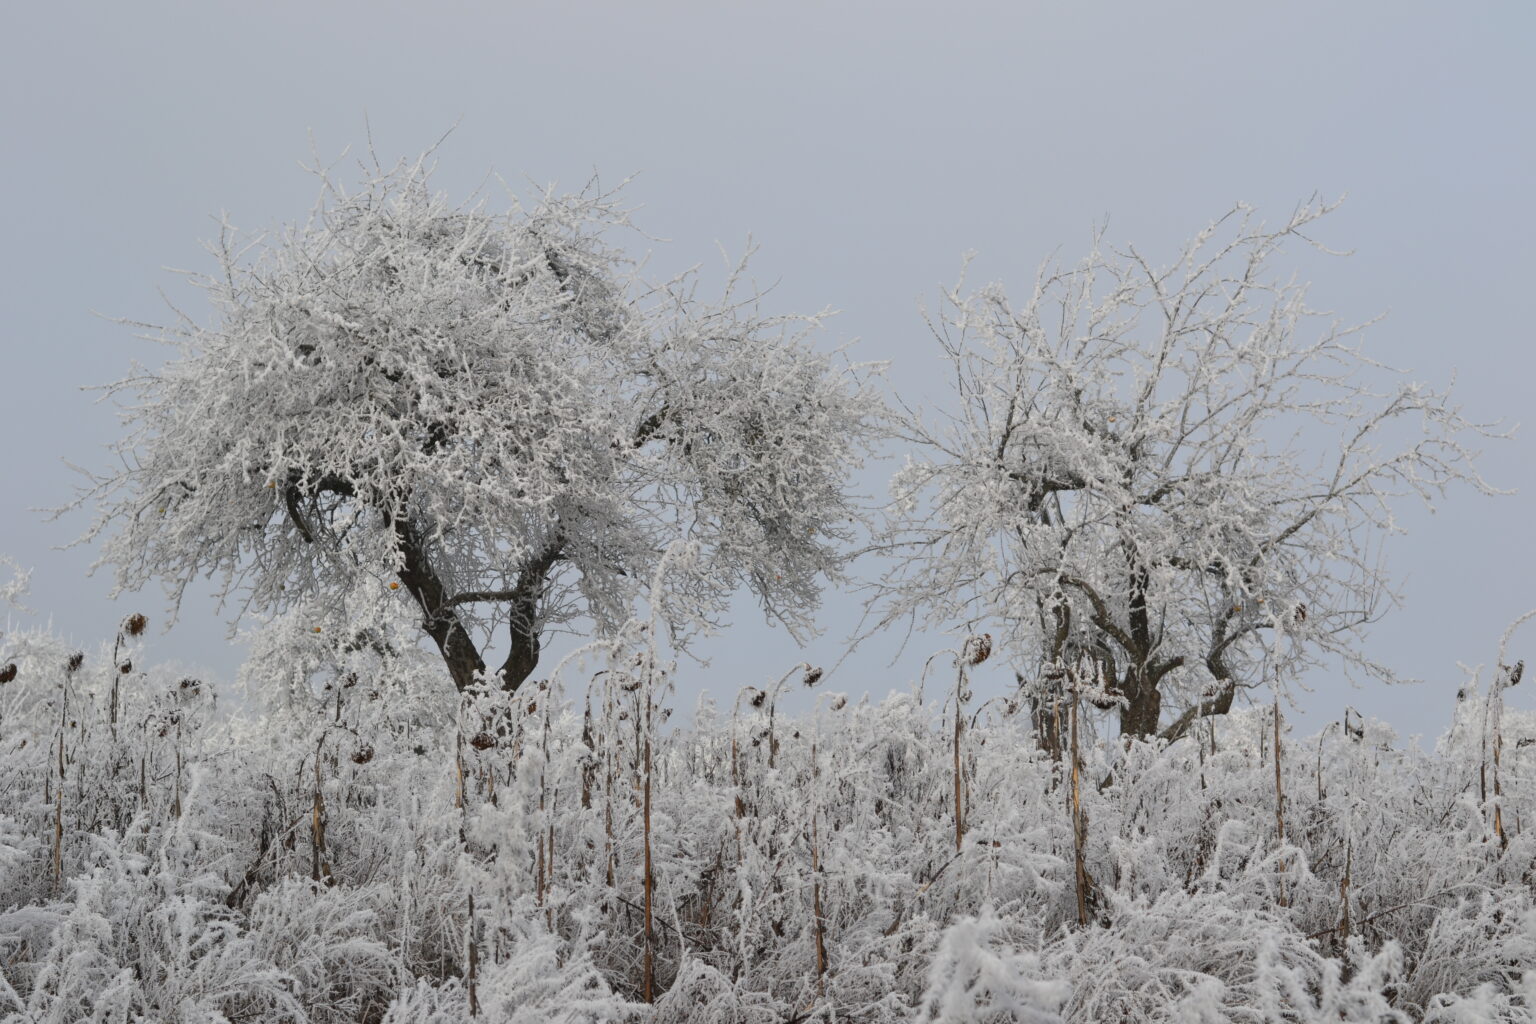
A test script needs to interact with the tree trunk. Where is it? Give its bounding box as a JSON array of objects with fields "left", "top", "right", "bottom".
[
  {"left": 500, "top": 612, "right": 540, "bottom": 693},
  {"left": 394, "top": 521, "right": 489, "bottom": 693},
  {"left": 495, "top": 541, "right": 563, "bottom": 693},
  {"left": 395, "top": 519, "right": 562, "bottom": 695},
  {"left": 1119, "top": 672, "right": 1162, "bottom": 739}
]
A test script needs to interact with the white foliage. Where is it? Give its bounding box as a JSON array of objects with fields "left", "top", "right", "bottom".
[
  {"left": 74, "top": 152, "right": 882, "bottom": 692},
  {"left": 914, "top": 911, "right": 1067, "bottom": 1023},
  {"left": 874, "top": 200, "right": 1501, "bottom": 738},
  {"left": 0, "top": 556, "right": 31, "bottom": 614}
]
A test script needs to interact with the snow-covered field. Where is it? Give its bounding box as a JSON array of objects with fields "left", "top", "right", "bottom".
[{"left": 1, "top": 610, "right": 1531, "bottom": 1022}]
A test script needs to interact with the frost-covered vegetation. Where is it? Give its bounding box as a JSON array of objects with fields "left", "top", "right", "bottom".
[
  {"left": 0, "top": 595, "right": 1532, "bottom": 1022},
  {"left": 6, "top": 151, "right": 1531, "bottom": 1020}
]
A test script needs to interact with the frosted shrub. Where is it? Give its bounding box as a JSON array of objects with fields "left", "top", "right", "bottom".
[
  {"left": 915, "top": 911, "right": 1067, "bottom": 1024},
  {"left": 243, "top": 879, "right": 401, "bottom": 1024}
]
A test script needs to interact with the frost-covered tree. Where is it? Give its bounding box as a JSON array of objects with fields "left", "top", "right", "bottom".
[
  {"left": 74, "top": 151, "right": 881, "bottom": 693},
  {"left": 875, "top": 200, "right": 1499, "bottom": 738}
]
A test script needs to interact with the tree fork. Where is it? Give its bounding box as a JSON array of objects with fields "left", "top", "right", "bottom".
[{"left": 393, "top": 520, "right": 489, "bottom": 693}]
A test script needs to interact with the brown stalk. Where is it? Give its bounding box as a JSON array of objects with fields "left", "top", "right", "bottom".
[
  {"left": 810, "top": 740, "right": 828, "bottom": 995},
  {"left": 1337, "top": 839, "right": 1352, "bottom": 945},
  {"left": 171, "top": 715, "right": 183, "bottom": 819},
  {"left": 536, "top": 828, "right": 546, "bottom": 909},
  {"left": 1273, "top": 697, "right": 1288, "bottom": 907},
  {"left": 1273, "top": 698, "right": 1285, "bottom": 843},
  {"left": 604, "top": 745, "right": 616, "bottom": 889},
  {"left": 811, "top": 816, "right": 828, "bottom": 994},
  {"left": 53, "top": 658, "right": 74, "bottom": 885},
  {"left": 467, "top": 892, "right": 480, "bottom": 1017},
  {"left": 455, "top": 732, "right": 465, "bottom": 811},
  {"left": 543, "top": 699, "right": 556, "bottom": 929},
  {"left": 642, "top": 666, "right": 656, "bottom": 1004},
  {"left": 52, "top": 789, "right": 63, "bottom": 886},
  {"left": 1488, "top": 661, "right": 1520, "bottom": 849},
  {"left": 953, "top": 664, "right": 966, "bottom": 853},
  {"left": 311, "top": 739, "right": 332, "bottom": 884},
  {"left": 53, "top": 696, "right": 65, "bottom": 885},
  {"left": 1070, "top": 681, "right": 1090, "bottom": 927},
  {"left": 581, "top": 696, "right": 595, "bottom": 811},
  {"left": 1316, "top": 723, "right": 1333, "bottom": 804},
  {"left": 604, "top": 681, "right": 616, "bottom": 889}
]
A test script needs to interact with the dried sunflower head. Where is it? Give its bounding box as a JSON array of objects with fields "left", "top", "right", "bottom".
[{"left": 966, "top": 633, "right": 993, "bottom": 666}]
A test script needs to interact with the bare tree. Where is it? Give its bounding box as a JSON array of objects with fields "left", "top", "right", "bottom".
[
  {"left": 873, "top": 199, "right": 1501, "bottom": 740},
  {"left": 73, "top": 151, "right": 882, "bottom": 694}
]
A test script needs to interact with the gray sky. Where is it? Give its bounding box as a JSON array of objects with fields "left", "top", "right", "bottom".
[{"left": 2, "top": 2, "right": 1532, "bottom": 740}]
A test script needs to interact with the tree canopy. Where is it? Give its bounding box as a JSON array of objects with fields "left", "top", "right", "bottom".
[
  {"left": 873, "top": 200, "right": 1501, "bottom": 739},
  {"left": 76, "top": 155, "right": 882, "bottom": 692}
]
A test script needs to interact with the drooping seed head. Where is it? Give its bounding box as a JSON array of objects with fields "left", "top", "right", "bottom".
[{"left": 966, "top": 633, "right": 993, "bottom": 666}]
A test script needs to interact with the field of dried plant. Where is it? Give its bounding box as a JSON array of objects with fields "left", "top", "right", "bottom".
[{"left": 1, "top": 606, "right": 1531, "bottom": 1022}]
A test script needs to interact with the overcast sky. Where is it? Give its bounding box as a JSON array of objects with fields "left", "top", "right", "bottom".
[{"left": 2, "top": 2, "right": 1532, "bottom": 739}]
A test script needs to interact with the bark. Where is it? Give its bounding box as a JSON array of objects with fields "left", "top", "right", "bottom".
[
  {"left": 394, "top": 520, "right": 489, "bottom": 693},
  {"left": 495, "top": 538, "right": 564, "bottom": 693},
  {"left": 1157, "top": 652, "right": 1238, "bottom": 745},
  {"left": 1119, "top": 678, "right": 1163, "bottom": 739},
  {"left": 289, "top": 463, "right": 573, "bottom": 693}
]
